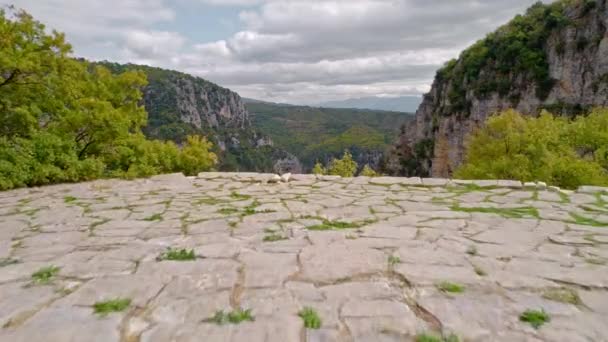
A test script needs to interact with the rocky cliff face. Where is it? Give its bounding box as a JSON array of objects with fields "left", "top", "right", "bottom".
[
  {"left": 387, "top": 0, "right": 608, "bottom": 177},
  {"left": 99, "top": 62, "right": 296, "bottom": 172},
  {"left": 143, "top": 71, "right": 250, "bottom": 131}
]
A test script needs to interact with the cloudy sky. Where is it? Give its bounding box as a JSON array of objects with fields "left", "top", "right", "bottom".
[{"left": 13, "top": 0, "right": 546, "bottom": 104}]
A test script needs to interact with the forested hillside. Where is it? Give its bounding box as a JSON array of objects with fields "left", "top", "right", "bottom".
[{"left": 248, "top": 102, "right": 412, "bottom": 170}]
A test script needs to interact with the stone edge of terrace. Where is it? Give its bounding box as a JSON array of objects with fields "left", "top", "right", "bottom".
[{"left": 193, "top": 172, "right": 608, "bottom": 195}]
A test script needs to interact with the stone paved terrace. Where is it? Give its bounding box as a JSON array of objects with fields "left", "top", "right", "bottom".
[{"left": 1, "top": 173, "right": 608, "bottom": 342}]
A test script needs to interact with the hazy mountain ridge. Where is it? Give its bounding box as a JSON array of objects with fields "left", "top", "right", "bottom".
[{"left": 317, "top": 96, "right": 422, "bottom": 113}]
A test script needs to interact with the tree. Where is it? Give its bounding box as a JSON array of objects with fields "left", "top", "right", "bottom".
[
  {"left": 0, "top": 9, "right": 217, "bottom": 190},
  {"left": 454, "top": 109, "right": 608, "bottom": 189},
  {"left": 328, "top": 151, "right": 358, "bottom": 177}
]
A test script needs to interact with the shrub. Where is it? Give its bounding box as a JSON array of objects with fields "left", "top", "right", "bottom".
[
  {"left": 360, "top": 164, "right": 378, "bottom": 177},
  {"left": 327, "top": 151, "right": 358, "bottom": 177},
  {"left": 455, "top": 109, "right": 608, "bottom": 189}
]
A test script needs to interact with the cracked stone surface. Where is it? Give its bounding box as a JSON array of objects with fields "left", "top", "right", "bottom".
[{"left": 1, "top": 173, "right": 608, "bottom": 341}]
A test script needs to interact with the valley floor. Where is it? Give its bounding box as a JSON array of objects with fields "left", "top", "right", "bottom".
[{"left": 1, "top": 173, "right": 607, "bottom": 341}]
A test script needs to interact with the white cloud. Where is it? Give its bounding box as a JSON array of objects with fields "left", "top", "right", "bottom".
[{"left": 10, "top": 0, "right": 549, "bottom": 103}]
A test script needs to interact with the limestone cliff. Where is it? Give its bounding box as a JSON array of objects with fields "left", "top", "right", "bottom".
[
  {"left": 387, "top": 0, "right": 608, "bottom": 177},
  {"left": 99, "top": 62, "right": 298, "bottom": 172}
]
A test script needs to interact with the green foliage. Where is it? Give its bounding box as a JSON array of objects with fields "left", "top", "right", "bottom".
[
  {"left": 360, "top": 164, "right": 378, "bottom": 177},
  {"left": 455, "top": 109, "right": 608, "bottom": 189},
  {"left": 436, "top": 281, "right": 465, "bottom": 294},
  {"left": 388, "top": 255, "right": 401, "bottom": 266},
  {"left": 298, "top": 307, "right": 322, "bottom": 329},
  {"left": 519, "top": 309, "right": 550, "bottom": 329},
  {"left": 207, "top": 309, "right": 255, "bottom": 325},
  {"left": 0, "top": 10, "right": 217, "bottom": 191},
  {"left": 31, "top": 266, "right": 60, "bottom": 284},
  {"left": 93, "top": 298, "right": 131, "bottom": 316},
  {"left": 312, "top": 162, "right": 326, "bottom": 175},
  {"left": 327, "top": 151, "right": 358, "bottom": 177},
  {"left": 157, "top": 248, "right": 196, "bottom": 261}
]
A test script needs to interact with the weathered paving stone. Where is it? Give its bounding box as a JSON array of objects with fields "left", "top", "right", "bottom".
[{"left": 1, "top": 173, "right": 607, "bottom": 341}]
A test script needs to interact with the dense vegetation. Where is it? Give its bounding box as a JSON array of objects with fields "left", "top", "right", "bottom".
[
  {"left": 435, "top": 0, "right": 598, "bottom": 117},
  {"left": 455, "top": 108, "right": 608, "bottom": 189},
  {"left": 0, "top": 10, "right": 217, "bottom": 190},
  {"left": 247, "top": 102, "right": 412, "bottom": 169}
]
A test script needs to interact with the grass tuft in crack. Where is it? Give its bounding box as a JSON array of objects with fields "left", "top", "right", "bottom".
[
  {"left": 569, "top": 213, "right": 608, "bottom": 227},
  {"left": 64, "top": 196, "right": 78, "bottom": 203},
  {"left": 388, "top": 255, "right": 401, "bottom": 266},
  {"left": 143, "top": 213, "right": 163, "bottom": 221},
  {"left": 306, "top": 219, "right": 375, "bottom": 231},
  {"left": 542, "top": 288, "right": 581, "bottom": 305},
  {"left": 93, "top": 298, "right": 131, "bottom": 316},
  {"left": 298, "top": 307, "right": 322, "bottom": 329},
  {"left": 451, "top": 205, "right": 539, "bottom": 219},
  {"left": 206, "top": 309, "right": 254, "bottom": 325},
  {"left": 263, "top": 232, "right": 288, "bottom": 242},
  {"left": 230, "top": 192, "right": 252, "bottom": 201},
  {"left": 519, "top": 309, "right": 550, "bottom": 329},
  {"left": 466, "top": 245, "right": 478, "bottom": 256},
  {"left": 416, "top": 332, "right": 460, "bottom": 342},
  {"left": 157, "top": 248, "right": 196, "bottom": 261},
  {"left": 32, "top": 266, "right": 60, "bottom": 284},
  {"left": 436, "top": 281, "right": 465, "bottom": 294}
]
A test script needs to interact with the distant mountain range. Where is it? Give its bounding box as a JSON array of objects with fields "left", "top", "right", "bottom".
[{"left": 316, "top": 96, "right": 422, "bottom": 113}]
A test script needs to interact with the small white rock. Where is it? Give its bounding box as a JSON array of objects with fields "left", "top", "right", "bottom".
[
  {"left": 548, "top": 185, "right": 561, "bottom": 193},
  {"left": 280, "top": 173, "right": 292, "bottom": 183},
  {"left": 268, "top": 175, "right": 282, "bottom": 183},
  {"left": 536, "top": 181, "right": 547, "bottom": 190}
]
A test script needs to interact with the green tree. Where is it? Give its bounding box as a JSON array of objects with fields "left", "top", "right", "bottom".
[
  {"left": 454, "top": 109, "right": 608, "bottom": 189},
  {"left": 327, "top": 151, "right": 358, "bottom": 177},
  {"left": 0, "top": 9, "right": 217, "bottom": 190}
]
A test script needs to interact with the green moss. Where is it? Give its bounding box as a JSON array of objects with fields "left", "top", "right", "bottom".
[
  {"left": 388, "top": 255, "right": 401, "bottom": 266},
  {"left": 0, "top": 258, "right": 19, "bottom": 267},
  {"left": 218, "top": 208, "right": 239, "bottom": 215},
  {"left": 542, "top": 288, "right": 581, "bottom": 305},
  {"left": 230, "top": 192, "right": 252, "bottom": 200},
  {"left": 436, "top": 281, "right": 465, "bottom": 294},
  {"left": 93, "top": 298, "right": 131, "bottom": 316},
  {"left": 416, "top": 333, "right": 460, "bottom": 342},
  {"left": 569, "top": 213, "right": 608, "bottom": 227},
  {"left": 473, "top": 265, "right": 487, "bottom": 276},
  {"left": 466, "top": 245, "right": 478, "bottom": 256},
  {"left": 263, "top": 233, "right": 288, "bottom": 242},
  {"left": 157, "top": 248, "right": 196, "bottom": 261},
  {"left": 298, "top": 307, "right": 322, "bottom": 329},
  {"left": 64, "top": 196, "right": 78, "bottom": 203},
  {"left": 32, "top": 266, "right": 60, "bottom": 284},
  {"left": 519, "top": 309, "right": 550, "bottom": 329},
  {"left": 306, "top": 219, "right": 375, "bottom": 231},
  {"left": 143, "top": 213, "right": 163, "bottom": 221},
  {"left": 451, "top": 205, "right": 539, "bottom": 219}
]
